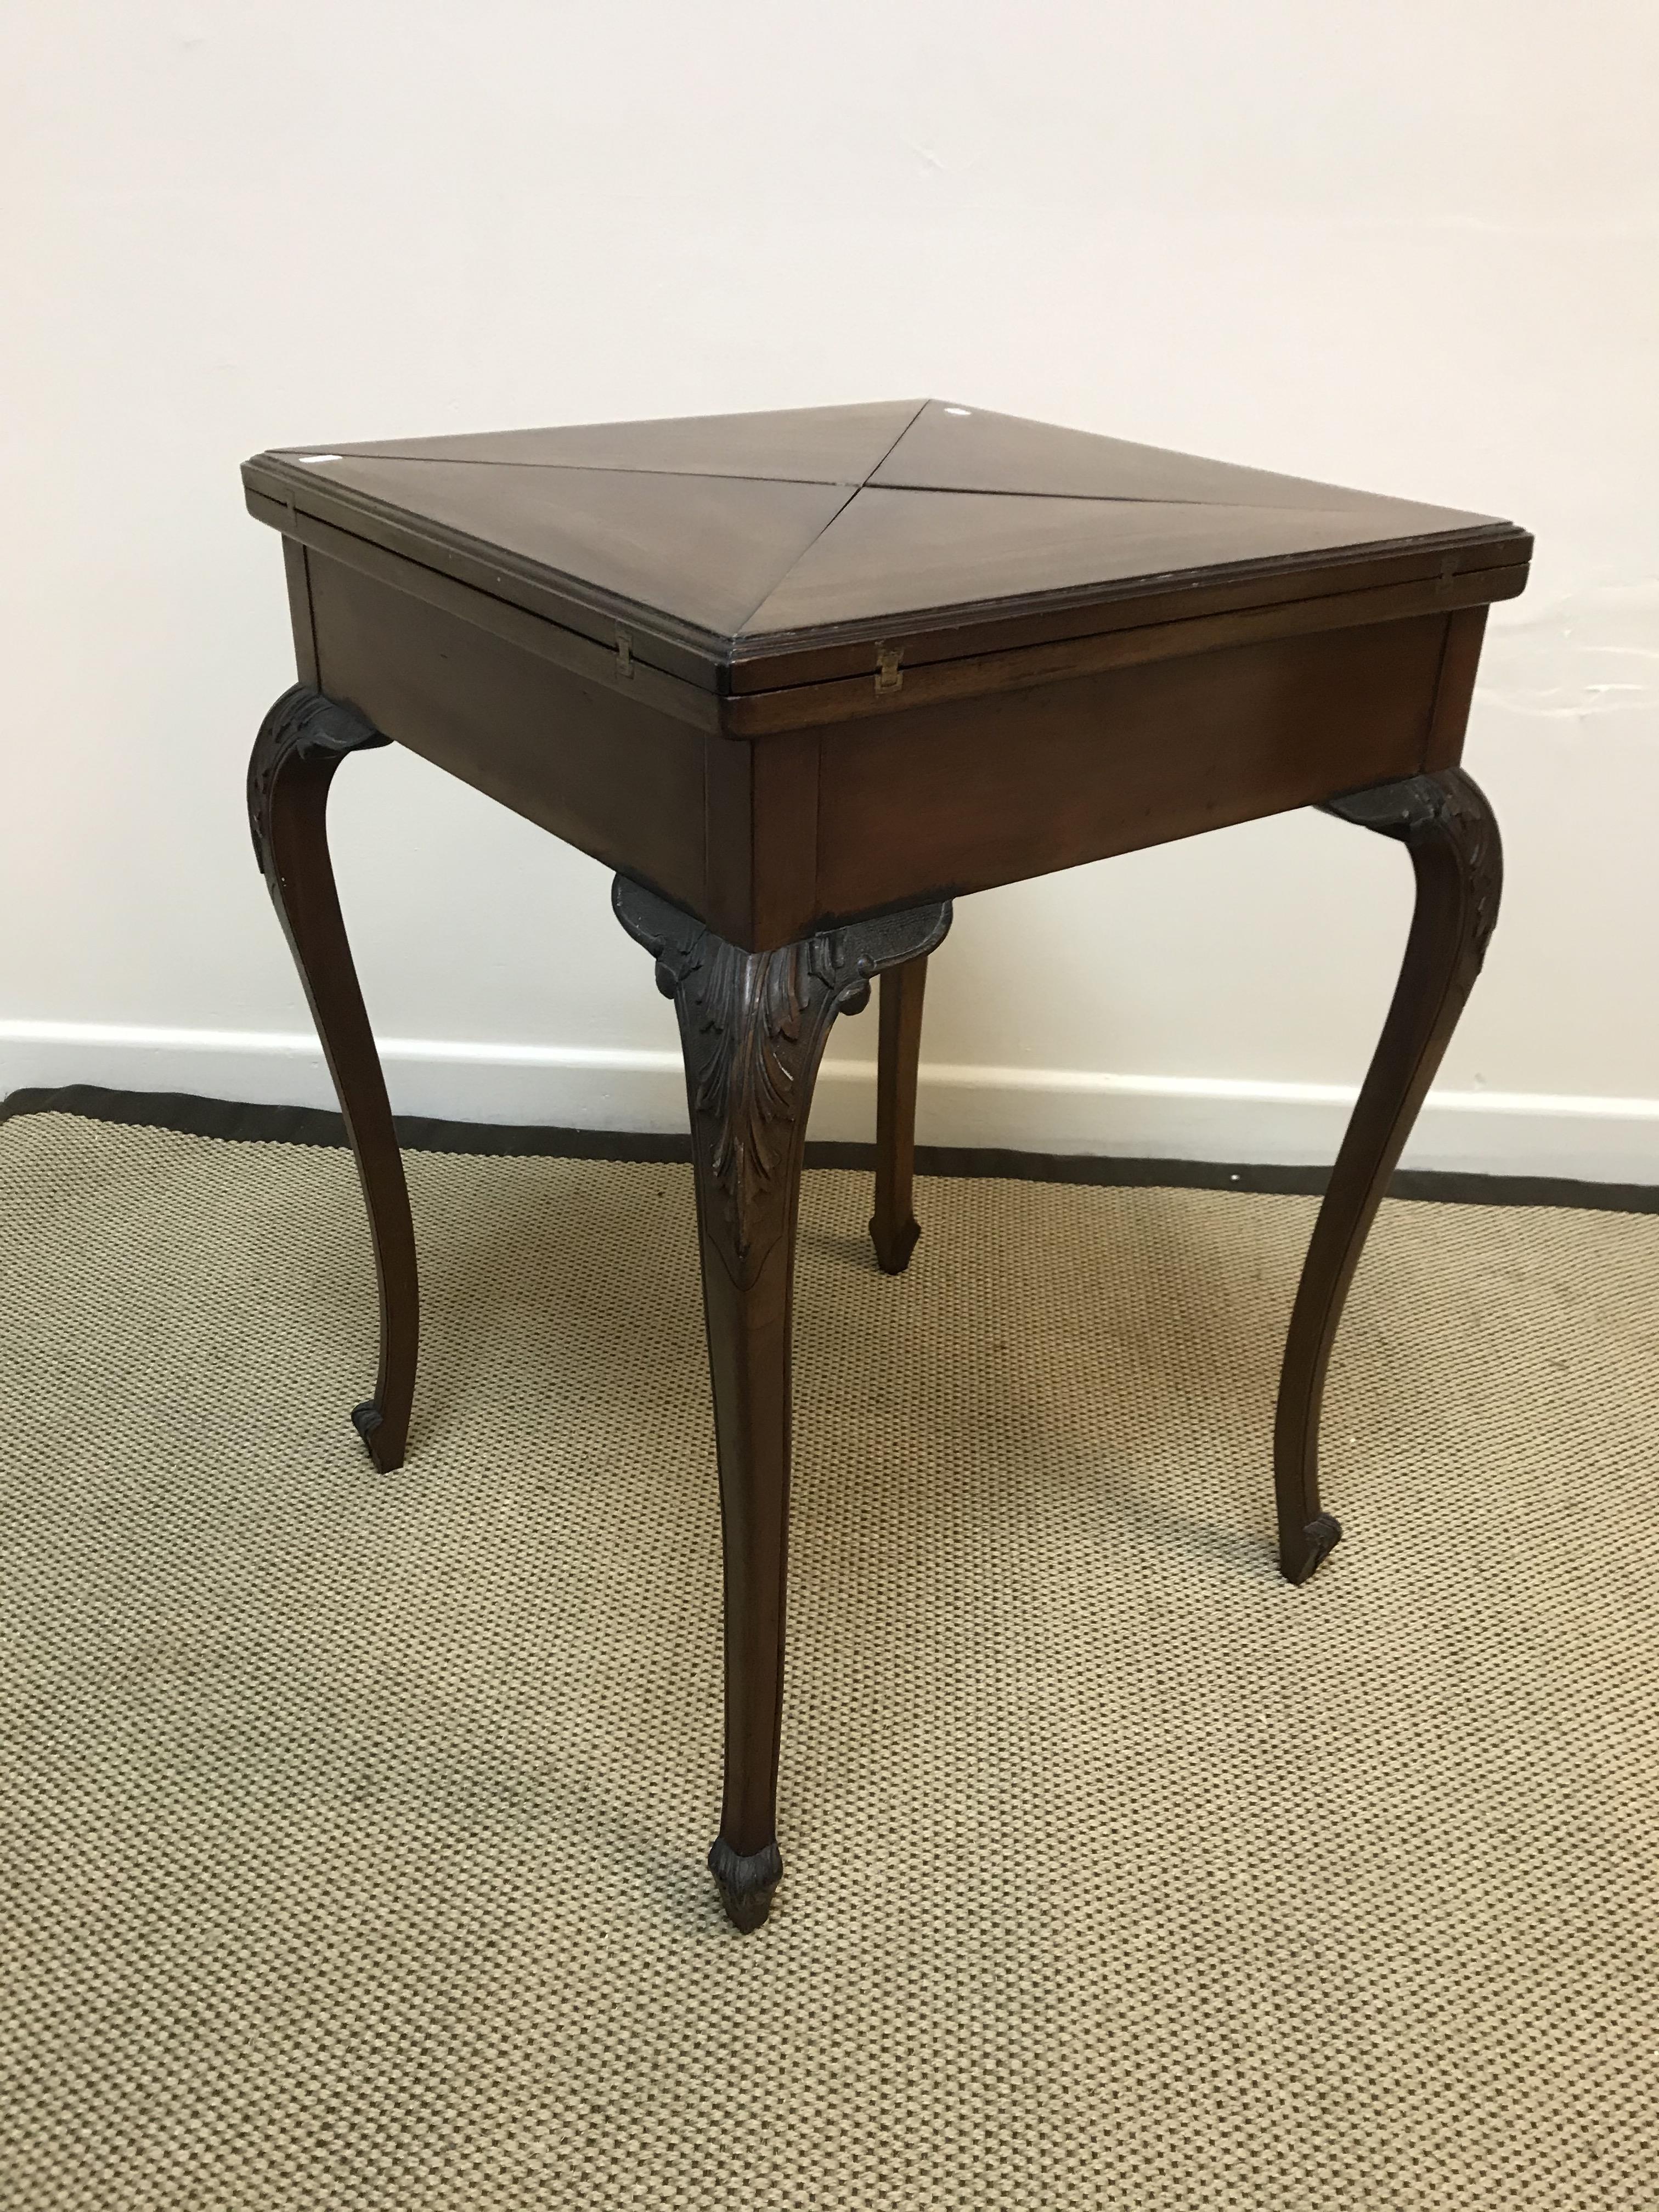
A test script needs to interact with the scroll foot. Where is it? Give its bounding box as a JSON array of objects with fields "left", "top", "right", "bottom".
[
  {"left": 708, "top": 1836, "right": 784, "bottom": 1932},
  {"left": 351, "top": 1400, "right": 396, "bottom": 1470}
]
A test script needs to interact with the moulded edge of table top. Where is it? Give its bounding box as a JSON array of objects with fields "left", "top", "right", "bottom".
[
  {"left": 723, "top": 530, "right": 1530, "bottom": 695},
  {"left": 258, "top": 490, "right": 1533, "bottom": 758},
  {"left": 245, "top": 456, "right": 1531, "bottom": 722},
  {"left": 724, "top": 560, "right": 1531, "bottom": 736}
]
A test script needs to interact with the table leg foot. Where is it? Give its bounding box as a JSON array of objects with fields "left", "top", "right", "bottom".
[
  {"left": 1281, "top": 1512, "right": 1344, "bottom": 1587},
  {"left": 868, "top": 1211, "right": 921, "bottom": 1274},
  {"left": 1274, "top": 768, "right": 1502, "bottom": 1583},
  {"left": 708, "top": 1836, "right": 784, "bottom": 1932},
  {"left": 870, "top": 954, "right": 930, "bottom": 1274},
  {"left": 248, "top": 684, "right": 417, "bottom": 1474},
  {"left": 615, "top": 879, "right": 952, "bottom": 1918},
  {"left": 351, "top": 1400, "right": 398, "bottom": 1471}
]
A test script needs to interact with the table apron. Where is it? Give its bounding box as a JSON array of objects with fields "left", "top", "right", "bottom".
[{"left": 298, "top": 543, "right": 1472, "bottom": 951}]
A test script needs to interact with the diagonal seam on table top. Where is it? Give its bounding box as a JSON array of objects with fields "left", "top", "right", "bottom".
[
  {"left": 721, "top": 399, "right": 930, "bottom": 639},
  {"left": 272, "top": 447, "right": 1436, "bottom": 515},
  {"left": 274, "top": 399, "right": 932, "bottom": 495}
]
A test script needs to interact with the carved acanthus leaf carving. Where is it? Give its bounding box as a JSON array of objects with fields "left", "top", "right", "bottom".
[
  {"left": 614, "top": 879, "right": 952, "bottom": 1284},
  {"left": 247, "top": 684, "right": 388, "bottom": 882},
  {"left": 1320, "top": 766, "right": 1502, "bottom": 968}
]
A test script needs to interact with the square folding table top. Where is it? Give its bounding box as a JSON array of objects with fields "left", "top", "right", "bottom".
[{"left": 242, "top": 398, "right": 1530, "bottom": 705}]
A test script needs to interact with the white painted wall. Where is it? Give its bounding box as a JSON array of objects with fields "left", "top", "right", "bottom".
[{"left": 4, "top": 2, "right": 1657, "bottom": 1177}]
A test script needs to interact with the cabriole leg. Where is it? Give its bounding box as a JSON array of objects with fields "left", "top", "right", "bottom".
[
  {"left": 247, "top": 684, "right": 417, "bottom": 1472},
  {"left": 1274, "top": 767, "right": 1502, "bottom": 1584},
  {"left": 614, "top": 878, "right": 952, "bottom": 1928}
]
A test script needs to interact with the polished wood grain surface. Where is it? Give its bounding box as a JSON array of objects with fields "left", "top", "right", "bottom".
[
  {"left": 306, "top": 550, "right": 709, "bottom": 917},
  {"left": 810, "top": 615, "right": 1452, "bottom": 922},
  {"left": 736, "top": 485, "right": 1504, "bottom": 638},
  {"left": 318, "top": 398, "right": 924, "bottom": 484},
  {"left": 286, "top": 458, "right": 852, "bottom": 640},
  {"left": 867, "top": 398, "right": 1494, "bottom": 516},
  {"left": 245, "top": 398, "right": 1529, "bottom": 696}
]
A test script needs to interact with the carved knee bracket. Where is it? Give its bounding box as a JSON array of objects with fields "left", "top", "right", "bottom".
[
  {"left": 1319, "top": 768, "right": 1501, "bottom": 970},
  {"left": 247, "top": 684, "right": 389, "bottom": 885},
  {"left": 614, "top": 879, "right": 953, "bottom": 1288}
]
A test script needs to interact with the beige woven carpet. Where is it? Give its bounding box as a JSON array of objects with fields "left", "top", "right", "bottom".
[{"left": 1, "top": 1109, "right": 1656, "bottom": 2209}]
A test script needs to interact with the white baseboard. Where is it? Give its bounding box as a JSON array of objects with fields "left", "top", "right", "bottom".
[{"left": 3, "top": 1019, "right": 1657, "bottom": 1185}]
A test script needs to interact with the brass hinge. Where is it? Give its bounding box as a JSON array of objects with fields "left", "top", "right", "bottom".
[
  {"left": 874, "top": 644, "right": 903, "bottom": 695},
  {"left": 616, "top": 628, "right": 634, "bottom": 678}
]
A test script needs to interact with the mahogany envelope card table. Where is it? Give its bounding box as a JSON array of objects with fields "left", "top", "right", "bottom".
[{"left": 241, "top": 399, "right": 1530, "bottom": 1930}]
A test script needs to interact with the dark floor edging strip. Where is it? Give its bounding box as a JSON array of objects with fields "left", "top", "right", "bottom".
[
  {"left": 3, "top": 1081, "right": 1655, "bottom": 1214},
  {"left": 0, "top": 1084, "right": 692, "bottom": 1162}
]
